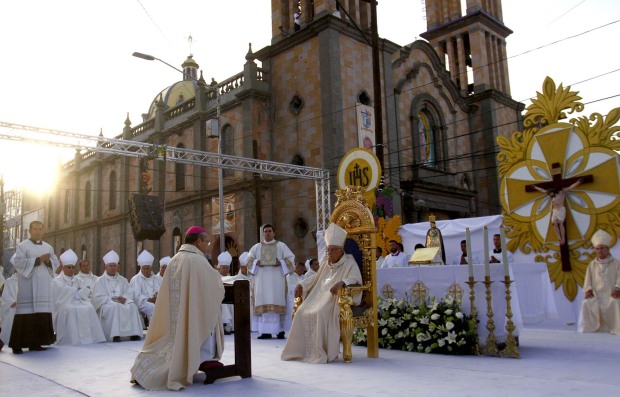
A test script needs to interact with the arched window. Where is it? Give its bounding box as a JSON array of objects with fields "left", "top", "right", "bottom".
[
  {"left": 417, "top": 111, "right": 436, "bottom": 166},
  {"left": 84, "top": 181, "right": 92, "bottom": 217},
  {"left": 109, "top": 171, "right": 117, "bottom": 210},
  {"left": 221, "top": 125, "right": 234, "bottom": 177},
  {"left": 64, "top": 190, "right": 70, "bottom": 223},
  {"left": 411, "top": 95, "right": 445, "bottom": 169},
  {"left": 175, "top": 143, "right": 186, "bottom": 191}
]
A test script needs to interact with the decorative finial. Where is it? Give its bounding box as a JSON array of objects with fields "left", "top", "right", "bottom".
[
  {"left": 245, "top": 42, "right": 255, "bottom": 61},
  {"left": 429, "top": 214, "right": 436, "bottom": 223},
  {"left": 198, "top": 70, "right": 207, "bottom": 86},
  {"left": 124, "top": 112, "right": 131, "bottom": 127}
]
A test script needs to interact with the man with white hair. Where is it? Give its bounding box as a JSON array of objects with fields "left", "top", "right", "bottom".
[
  {"left": 281, "top": 223, "right": 362, "bottom": 363},
  {"left": 155, "top": 256, "right": 171, "bottom": 282},
  {"left": 92, "top": 250, "right": 143, "bottom": 342},
  {"left": 579, "top": 229, "right": 620, "bottom": 334},
  {"left": 51, "top": 249, "right": 105, "bottom": 345},
  {"left": 130, "top": 250, "right": 162, "bottom": 324}
]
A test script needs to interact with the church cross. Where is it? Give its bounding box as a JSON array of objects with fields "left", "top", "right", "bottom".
[
  {"left": 410, "top": 280, "right": 428, "bottom": 302},
  {"left": 447, "top": 282, "right": 464, "bottom": 302},
  {"left": 525, "top": 162, "right": 593, "bottom": 271}
]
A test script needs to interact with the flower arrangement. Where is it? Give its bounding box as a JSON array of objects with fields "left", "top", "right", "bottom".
[{"left": 353, "top": 295, "right": 477, "bottom": 355}]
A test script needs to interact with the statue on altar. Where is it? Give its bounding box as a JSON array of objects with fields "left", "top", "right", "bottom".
[{"left": 425, "top": 215, "right": 446, "bottom": 265}]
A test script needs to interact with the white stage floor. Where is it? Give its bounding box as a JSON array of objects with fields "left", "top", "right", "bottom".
[{"left": 1, "top": 325, "right": 618, "bottom": 396}]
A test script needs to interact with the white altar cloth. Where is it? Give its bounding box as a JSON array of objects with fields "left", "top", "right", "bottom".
[
  {"left": 377, "top": 264, "right": 523, "bottom": 344},
  {"left": 511, "top": 262, "right": 558, "bottom": 323}
]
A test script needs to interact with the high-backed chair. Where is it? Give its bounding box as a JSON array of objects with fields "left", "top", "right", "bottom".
[{"left": 331, "top": 186, "right": 379, "bottom": 363}]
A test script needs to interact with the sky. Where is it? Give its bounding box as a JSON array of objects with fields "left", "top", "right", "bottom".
[{"left": 0, "top": 0, "right": 618, "bottom": 192}]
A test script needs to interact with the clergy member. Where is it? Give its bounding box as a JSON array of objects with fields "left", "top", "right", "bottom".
[
  {"left": 74, "top": 259, "right": 98, "bottom": 302},
  {"left": 223, "top": 252, "right": 257, "bottom": 332},
  {"left": 579, "top": 230, "right": 620, "bottom": 334},
  {"left": 217, "top": 251, "right": 234, "bottom": 334},
  {"left": 130, "top": 250, "right": 162, "bottom": 323},
  {"left": 489, "top": 233, "right": 514, "bottom": 264},
  {"left": 51, "top": 249, "right": 106, "bottom": 345},
  {"left": 10, "top": 220, "right": 58, "bottom": 354},
  {"left": 155, "top": 256, "right": 171, "bottom": 282},
  {"left": 305, "top": 258, "right": 319, "bottom": 277},
  {"left": 92, "top": 250, "right": 143, "bottom": 342},
  {"left": 0, "top": 270, "right": 18, "bottom": 351},
  {"left": 281, "top": 223, "right": 362, "bottom": 363},
  {"left": 381, "top": 240, "right": 409, "bottom": 268},
  {"left": 246, "top": 224, "right": 295, "bottom": 339},
  {"left": 131, "top": 226, "right": 225, "bottom": 391},
  {"left": 284, "top": 262, "right": 307, "bottom": 332}
]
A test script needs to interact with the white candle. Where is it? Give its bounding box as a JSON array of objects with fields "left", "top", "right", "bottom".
[
  {"left": 500, "top": 225, "right": 510, "bottom": 278},
  {"left": 466, "top": 228, "right": 473, "bottom": 279},
  {"left": 483, "top": 226, "right": 490, "bottom": 277}
]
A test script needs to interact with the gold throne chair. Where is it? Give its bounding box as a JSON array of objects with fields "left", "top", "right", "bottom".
[{"left": 332, "top": 186, "right": 379, "bottom": 363}]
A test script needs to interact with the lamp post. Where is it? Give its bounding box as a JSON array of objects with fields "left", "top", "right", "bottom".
[{"left": 132, "top": 52, "right": 226, "bottom": 254}]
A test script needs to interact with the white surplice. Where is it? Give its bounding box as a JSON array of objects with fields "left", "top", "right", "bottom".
[
  {"left": 0, "top": 274, "right": 18, "bottom": 345},
  {"left": 74, "top": 271, "right": 98, "bottom": 302},
  {"left": 12, "top": 239, "right": 59, "bottom": 314},
  {"left": 130, "top": 272, "right": 162, "bottom": 322},
  {"left": 51, "top": 274, "right": 105, "bottom": 345},
  {"left": 247, "top": 240, "right": 295, "bottom": 334},
  {"left": 92, "top": 273, "right": 143, "bottom": 341}
]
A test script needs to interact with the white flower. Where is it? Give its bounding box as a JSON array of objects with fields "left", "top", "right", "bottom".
[
  {"left": 412, "top": 309, "right": 420, "bottom": 315},
  {"left": 455, "top": 312, "right": 463, "bottom": 319},
  {"left": 438, "top": 339, "right": 445, "bottom": 347},
  {"left": 443, "top": 295, "right": 454, "bottom": 305},
  {"left": 431, "top": 313, "right": 440, "bottom": 321},
  {"left": 420, "top": 316, "right": 430, "bottom": 325},
  {"left": 445, "top": 331, "right": 457, "bottom": 344},
  {"left": 425, "top": 346, "right": 432, "bottom": 353},
  {"left": 381, "top": 328, "right": 388, "bottom": 336},
  {"left": 378, "top": 318, "right": 387, "bottom": 327},
  {"left": 391, "top": 308, "right": 398, "bottom": 315},
  {"left": 446, "top": 321, "right": 455, "bottom": 330},
  {"left": 444, "top": 309, "right": 453, "bottom": 315}
]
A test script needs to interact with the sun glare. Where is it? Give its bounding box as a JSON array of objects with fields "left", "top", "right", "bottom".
[{"left": 1, "top": 142, "right": 60, "bottom": 195}]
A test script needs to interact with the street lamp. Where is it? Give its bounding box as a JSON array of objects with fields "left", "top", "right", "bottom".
[{"left": 132, "top": 52, "right": 226, "bottom": 254}]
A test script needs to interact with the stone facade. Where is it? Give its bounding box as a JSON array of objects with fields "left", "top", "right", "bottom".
[{"left": 43, "top": 0, "right": 523, "bottom": 278}]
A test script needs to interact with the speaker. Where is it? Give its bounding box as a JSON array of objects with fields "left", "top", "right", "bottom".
[{"left": 128, "top": 194, "right": 166, "bottom": 240}]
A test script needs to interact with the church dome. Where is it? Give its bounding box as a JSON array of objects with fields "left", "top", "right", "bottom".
[{"left": 145, "top": 55, "right": 200, "bottom": 120}]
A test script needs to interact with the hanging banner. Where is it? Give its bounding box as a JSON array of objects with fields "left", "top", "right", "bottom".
[
  {"left": 356, "top": 104, "right": 375, "bottom": 152},
  {"left": 337, "top": 148, "right": 382, "bottom": 192}
]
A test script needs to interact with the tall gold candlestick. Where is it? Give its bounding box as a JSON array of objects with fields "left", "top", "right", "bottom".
[
  {"left": 466, "top": 276, "right": 480, "bottom": 355},
  {"left": 501, "top": 276, "right": 520, "bottom": 358},
  {"left": 483, "top": 276, "right": 499, "bottom": 356}
]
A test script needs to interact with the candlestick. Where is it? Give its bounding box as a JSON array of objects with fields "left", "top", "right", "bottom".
[
  {"left": 483, "top": 226, "right": 490, "bottom": 277},
  {"left": 501, "top": 276, "right": 520, "bottom": 358},
  {"left": 466, "top": 228, "right": 473, "bottom": 279},
  {"left": 466, "top": 276, "right": 480, "bottom": 355},
  {"left": 500, "top": 226, "right": 510, "bottom": 278}
]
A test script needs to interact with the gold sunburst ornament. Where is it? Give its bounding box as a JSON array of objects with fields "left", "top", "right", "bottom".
[{"left": 497, "top": 77, "right": 620, "bottom": 301}]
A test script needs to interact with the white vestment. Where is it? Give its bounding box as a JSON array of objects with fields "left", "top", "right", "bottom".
[
  {"left": 381, "top": 252, "right": 409, "bottom": 268},
  {"left": 489, "top": 249, "right": 514, "bottom": 264},
  {"left": 92, "top": 273, "right": 143, "bottom": 341},
  {"left": 579, "top": 255, "right": 620, "bottom": 334},
  {"left": 13, "top": 239, "right": 59, "bottom": 314},
  {"left": 222, "top": 272, "right": 257, "bottom": 332},
  {"left": 51, "top": 274, "right": 105, "bottom": 345},
  {"left": 284, "top": 272, "right": 306, "bottom": 331},
  {"left": 74, "top": 272, "right": 98, "bottom": 302},
  {"left": 247, "top": 240, "right": 295, "bottom": 334},
  {"left": 130, "top": 273, "right": 162, "bottom": 322},
  {"left": 0, "top": 274, "right": 18, "bottom": 345},
  {"left": 281, "top": 253, "right": 362, "bottom": 363}
]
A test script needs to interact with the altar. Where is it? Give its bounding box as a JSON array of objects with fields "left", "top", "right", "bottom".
[{"left": 377, "top": 264, "right": 524, "bottom": 344}]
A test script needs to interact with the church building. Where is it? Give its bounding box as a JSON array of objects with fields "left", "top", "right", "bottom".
[{"left": 44, "top": 0, "right": 523, "bottom": 276}]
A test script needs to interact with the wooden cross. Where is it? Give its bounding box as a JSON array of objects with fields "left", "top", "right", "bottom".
[{"left": 525, "top": 162, "right": 593, "bottom": 271}]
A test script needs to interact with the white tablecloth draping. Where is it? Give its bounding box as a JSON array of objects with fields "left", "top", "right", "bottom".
[
  {"left": 511, "top": 262, "right": 558, "bottom": 323},
  {"left": 377, "top": 264, "right": 523, "bottom": 344}
]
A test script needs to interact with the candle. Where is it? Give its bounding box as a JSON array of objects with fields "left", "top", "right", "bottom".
[
  {"left": 466, "top": 228, "right": 474, "bottom": 279},
  {"left": 500, "top": 225, "right": 510, "bottom": 278},
  {"left": 483, "top": 226, "right": 490, "bottom": 277}
]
